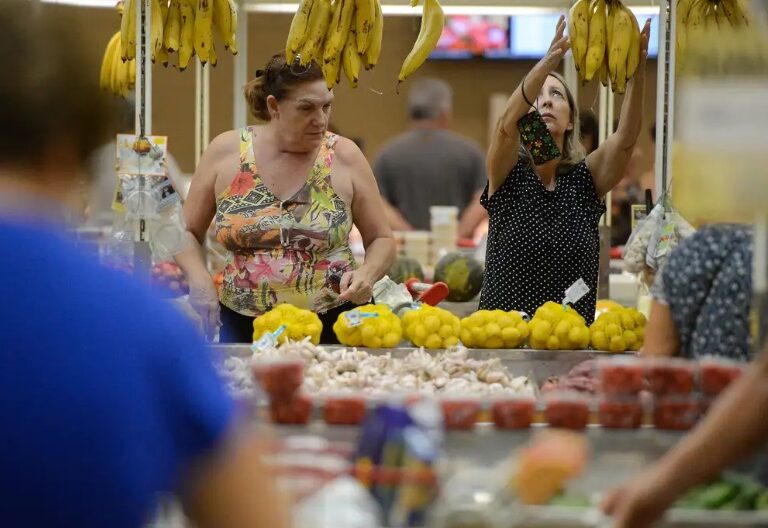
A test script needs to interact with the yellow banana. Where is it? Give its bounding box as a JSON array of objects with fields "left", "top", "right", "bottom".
[
  {"left": 160, "top": 0, "right": 168, "bottom": 21},
  {"left": 121, "top": 0, "right": 136, "bottom": 60},
  {"left": 322, "top": 53, "right": 341, "bottom": 88},
  {"left": 164, "top": 0, "right": 181, "bottom": 52},
  {"left": 606, "top": 0, "right": 615, "bottom": 58},
  {"left": 398, "top": 0, "right": 444, "bottom": 85},
  {"left": 156, "top": 43, "right": 169, "bottom": 67},
  {"left": 324, "top": 0, "right": 355, "bottom": 64},
  {"left": 150, "top": 0, "right": 165, "bottom": 61},
  {"left": 209, "top": 39, "right": 218, "bottom": 66},
  {"left": 568, "top": 0, "right": 591, "bottom": 77},
  {"left": 600, "top": 50, "right": 609, "bottom": 86},
  {"left": 715, "top": 4, "right": 729, "bottom": 28},
  {"left": 178, "top": 0, "right": 195, "bottom": 70},
  {"left": 195, "top": 0, "right": 214, "bottom": 65},
  {"left": 100, "top": 31, "right": 121, "bottom": 90},
  {"left": 213, "top": 0, "right": 238, "bottom": 53},
  {"left": 300, "top": 0, "right": 333, "bottom": 66},
  {"left": 685, "top": 0, "right": 707, "bottom": 41},
  {"left": 128, "top": 56, "right": 136, "bottom": 90},
  {"left": 355, "top": 0, "right": 375, "bottom": 53},
  {"left": 342, "top": 31, "right": 362, "bottom": 87},
  {"left": 725, "top": 0, "right": 749, "bottom": 26},
  {"left": 609, "top": 3, "right": 631, "bottom": 93},
  {"left": 111, "top": 39, "right": 122, "bottom": 94},
  {"left": 703, "top": 1, "right": 717, "bottom": 28},
  {"left": 286, "top": 0, "right": 315, "bottom": 63},
  {"left": 584, "top": 0, "right": 606, "bottom": 81},
  {"left": 625, "top": 6, "right": 640, "bottom": 80},
  {"left": 363, "top": 0, "right": 383, "bottom": 69}
]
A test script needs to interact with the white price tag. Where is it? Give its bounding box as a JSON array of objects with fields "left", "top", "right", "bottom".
[
  {"left": 251, "top": 324, "right": 286, "bottom": 352},
  {"left": 563, "top": 278, "right": 590, "bottom": 307},
  {"left": 345, "top": 310, "right": 362, "bottom": 327}
]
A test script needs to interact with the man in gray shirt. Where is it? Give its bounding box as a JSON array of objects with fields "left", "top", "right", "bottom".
[{"left": 373, "top": 78, "right": 487, "bottom": 238}]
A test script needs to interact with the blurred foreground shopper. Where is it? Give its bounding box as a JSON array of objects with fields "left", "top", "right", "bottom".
[{"left": 0, "top": 3, "right": 289, "bottom": 528}]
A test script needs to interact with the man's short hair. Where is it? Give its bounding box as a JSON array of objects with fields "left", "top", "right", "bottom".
[{"left": 407, "top": 77, "right": 453, "bottom": 120}]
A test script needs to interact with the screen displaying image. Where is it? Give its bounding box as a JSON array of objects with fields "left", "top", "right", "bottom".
[
  {"left": 432, "top": 15, "right": 510, "bottom": 59},
  {"left": 430, "top": 12, "right": 660, "bottom": 60},
  {"left": 509, "top": 13, "right": 660, "bottom": 59}
]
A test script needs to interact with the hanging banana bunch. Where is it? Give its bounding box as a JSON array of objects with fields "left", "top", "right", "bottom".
[
  {"left": 567, "top": 0, "right": 641, "bottom": 94},
  {"left": 118, "top": 0, "right": 238, "bottom": 71},
  {"left": 285, "top": 0, "right": 385, "bottom": 89},
  {"left": 101, "top": 30, "right": 137, "bottom": 98},
  {"left": 677, "top": 0, "right": 750, "bottom": 73}
]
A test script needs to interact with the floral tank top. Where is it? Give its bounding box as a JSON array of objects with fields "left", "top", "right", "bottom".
[{"left": 215, "top": 128, "right": 356, "bottom": 317}]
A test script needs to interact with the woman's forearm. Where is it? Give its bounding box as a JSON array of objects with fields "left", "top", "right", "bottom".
[
  {"left": 175, "top": 231, "right": 214, "bottom": 284},
  {"left": 615, "top": 66, "right": 646, "bottom": 149},
  {"left": 358, "top": 237, "right": 396, "bottom": 282},
  {"left": 499, "top": 61, "right": 552, "bottom": 137}
]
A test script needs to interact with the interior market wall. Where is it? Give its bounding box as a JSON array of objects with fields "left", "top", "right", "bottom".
[{"left": 45, "top": 4, "right": 659, "bottom": 175}]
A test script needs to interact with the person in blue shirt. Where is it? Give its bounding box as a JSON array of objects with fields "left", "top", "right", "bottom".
[{"left": 0, "top": 3, "right": 289, "bottom": 528}]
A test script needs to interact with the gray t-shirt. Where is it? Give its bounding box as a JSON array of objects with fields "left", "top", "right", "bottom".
[{"left": 373, "top": 129, "right": 486, "bottom": 230}]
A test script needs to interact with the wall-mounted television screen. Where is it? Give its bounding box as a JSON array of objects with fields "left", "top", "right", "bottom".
[{"left": 431, "top": 13, "right": 660, "bottom": 60}]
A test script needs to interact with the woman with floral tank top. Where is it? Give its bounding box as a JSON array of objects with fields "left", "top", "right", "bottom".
[{"left": 176, "top": 53, "right": 395, "bottom": 343}]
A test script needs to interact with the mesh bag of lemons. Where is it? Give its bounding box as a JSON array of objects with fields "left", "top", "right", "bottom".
[
  {"left": 590, "top": 306, "right": 647, "bottom": 353},
  {"left": 252, "top": 304, "right": 323, "bottom": 345},
  {"left": 333, "top": 304, "right": 403, "bottom": 348},
  {"left": 528, "top": 301, "right": 591, "bottom": 350},
  {"left": 402, "top": 304, "right": 461, "bottom": 349},
  {"left": 460, "top": 309, "right": 530, "bottom": 349}
]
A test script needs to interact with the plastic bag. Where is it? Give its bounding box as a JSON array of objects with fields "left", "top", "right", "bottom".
[
  {"left": 646, "top": 211, "right": 696, "bottom": 271},
  {"left": 622, "top": 203, "right": 665, "bottom": 274},
  {"left": 294, "top": 476, "right": 383, "bottom": 528}
]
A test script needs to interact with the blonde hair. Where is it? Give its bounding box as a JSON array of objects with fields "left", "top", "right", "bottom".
[{"left": 518, "top": 72, "right": 586, "bottom": 174}]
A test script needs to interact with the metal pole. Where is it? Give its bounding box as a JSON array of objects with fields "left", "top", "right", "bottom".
[
  {"left": 133, "top": 0, "right": 152, "bottom": 276},
  {"left": 195, "top": 59, "right": 211, "bottom": 166},
  {"left": 654, "top": 0, "right": 675, "bottom": 202},
  {"left": 233, "top": 0, "right": 249, "bottom": 130}
]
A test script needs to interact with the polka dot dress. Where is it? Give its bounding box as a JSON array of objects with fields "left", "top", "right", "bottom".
[
  {"left": 653, "top": 224, "right": 753, "bottom": 361},
  {"left": 480, "top": 159, "right": 605, "bottom": 324}
]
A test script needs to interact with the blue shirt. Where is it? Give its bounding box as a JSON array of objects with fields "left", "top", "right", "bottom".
[{"left": 0, "top": 215, "right": 235, "bottom": 528}]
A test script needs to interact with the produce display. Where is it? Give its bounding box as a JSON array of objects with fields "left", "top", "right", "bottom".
[
  {"left": 432, "top": 252, "right": 484, "bottom": 303},
  {"left": 528, "top": 302, "right": 591, "bottom": 351},
  {"left": 676, "top": 474, "right": 768, "bottom": 511},
  {"left": 401, "top": 304, "right": 461, "bottom": 349},
  {"left": 589, "top": 306, "right": 646, "bottom": 353},
  {"left": 598, "top": 396, "right": 643, "bottom": 429},
  {"left": 568, "top": 0, "right": 642, "bottom": 93},
  {"left": 543, "top": 391, "right": 591, "bottom": 430},
  {"left": 700, "top": 357, "right": 744, "bottom": 397},
  {"left": 150, "top": 261, "right": 189, "bottom": 296},
  {"left": 491, "top": 396, "right": 536, "bottom": 430},
  {"left": 253, "top": 304, "right": 324, "bottom": 345},
  {"left": 460, "top": 309, "right": 530, "bottom": 349},
  {"left": 220, "top": 341, "right": 534, "bottom": 398},
  {"left": 332, "top": 304, "right": 402, "bottom": 348},
  {"left": 285, "top": 0, "right": 444, "bottom": 90}
]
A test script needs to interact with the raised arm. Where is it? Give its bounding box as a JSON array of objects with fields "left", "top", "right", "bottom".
[
  {"left": 486, "top": 16, "right": 570, "bottom": 196},
  {"left": 586, "top": 19, "right": 651, "bottom": 198}
]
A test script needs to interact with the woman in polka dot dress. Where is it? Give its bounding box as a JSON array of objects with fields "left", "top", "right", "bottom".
[{"left": 481, "top": 16, "right": 651, "bottom": 324}]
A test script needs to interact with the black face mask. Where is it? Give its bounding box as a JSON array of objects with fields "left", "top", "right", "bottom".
[{"left": 517, "top": 78, "right": 562, "bottom": 166}]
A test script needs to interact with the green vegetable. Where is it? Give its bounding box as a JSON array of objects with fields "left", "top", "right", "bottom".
[
  {"left": 755, "top": 492, "right": 768, "bottom": 510},
  {"left": 549, "top": 493, "right": 591, "bottom": 508}
]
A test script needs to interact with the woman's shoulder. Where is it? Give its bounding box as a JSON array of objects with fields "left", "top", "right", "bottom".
[
  {"left": 208, "top": 129, "right": 241, "bottom": 155},
  {"left": 329, "top": 134, "right": 365, "bottom": 165}
]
